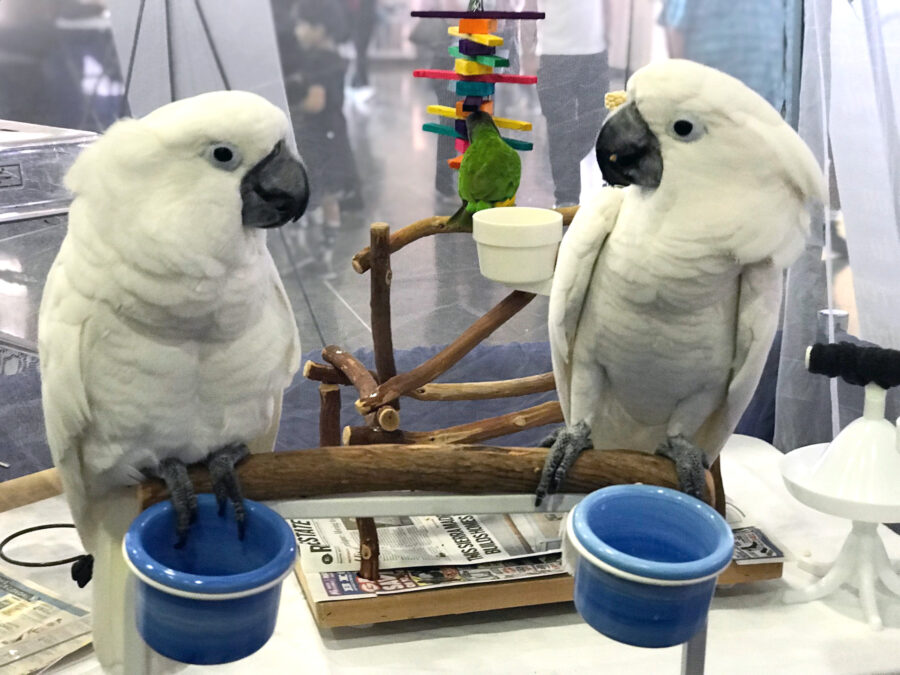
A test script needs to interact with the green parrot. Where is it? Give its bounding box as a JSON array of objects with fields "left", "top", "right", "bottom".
[{"left": 448, "top": 111, "right": 522, "bottom": 229}]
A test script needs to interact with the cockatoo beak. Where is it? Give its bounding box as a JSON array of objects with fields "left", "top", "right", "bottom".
[
  {"left": 240, "top": 141, "right": 309, "bottom": 228},
  {"left": 595, "top": 102, "right": 663, "bottom": 189}
]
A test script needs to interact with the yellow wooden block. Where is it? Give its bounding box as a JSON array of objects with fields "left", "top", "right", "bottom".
[
  {"left": 455, "top": 58, "right": 493, "bottom": 76},
  {"left": 493, "top": 116, "right": 533, "bottom": 131},
  {"left": 426, "top": 104, "right": 457, "bottom": 119},
  {"left": 448, "top": 26, "right": 503, "bottom": 47}
]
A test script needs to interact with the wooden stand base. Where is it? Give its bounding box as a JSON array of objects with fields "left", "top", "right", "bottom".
[{"left": 295, "top": 559, "right": 782, "bottom": 628}]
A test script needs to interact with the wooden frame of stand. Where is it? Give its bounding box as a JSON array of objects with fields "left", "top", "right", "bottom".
[{"left": 134, "top": 206, "right": 779, "bottom": 627}]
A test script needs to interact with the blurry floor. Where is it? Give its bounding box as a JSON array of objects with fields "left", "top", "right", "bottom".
[{"left": 269, "top": 62, "right": 559, "bottom": 355}]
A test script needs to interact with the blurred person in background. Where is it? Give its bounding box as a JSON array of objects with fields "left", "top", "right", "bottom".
[
  {"left": 660, "top": 0, "right": 787, "bottom": 113},
  {"left": 345, "top": 0, "right": 378, "bottom": 90},
  {"left": 522, "top": 0, "right": 610, "bottom": 208},
  {"left": 275, "top": 0, "right": 362, "bottom": 279}
]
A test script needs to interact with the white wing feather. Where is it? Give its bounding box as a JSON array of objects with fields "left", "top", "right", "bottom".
[
  {"left": 695, "top": 263, "right": 783, "bottom": 456},
  {"left": 549, "top": 188, "right": 624, "bottom": 424}
]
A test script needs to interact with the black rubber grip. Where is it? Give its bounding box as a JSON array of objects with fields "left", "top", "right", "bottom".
[{"left": 807, "top": 342, "right": 900, "bottom": 389}]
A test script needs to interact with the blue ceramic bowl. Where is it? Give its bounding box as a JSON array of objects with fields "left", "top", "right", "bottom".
[
  {"left": 566, "top": 485, "right": 733, "bottom": 648},
  {"left": 124, "top": 494, "right": 296, "bottom": 665}
]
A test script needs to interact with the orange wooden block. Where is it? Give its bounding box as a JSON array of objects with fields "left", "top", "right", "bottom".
[
  {"left": 454, "top": 101, "right": 495, "bottom": 118},
  {"left": 458, "top": 18, "right": 498, "bottom": 34},
  {"left": 448, "top": 155, "right": 464, "bottom": 170}
]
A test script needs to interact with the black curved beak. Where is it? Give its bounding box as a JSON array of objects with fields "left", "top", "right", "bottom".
[
  {"left": 595, "top": 103, "right": 663, "bottom": 188},
  {"left": 240, "top": 141, "right": 309, "bottom": 229}
]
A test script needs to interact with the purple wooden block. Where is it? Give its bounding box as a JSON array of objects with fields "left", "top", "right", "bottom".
[
  {"left": 455, "top": 119, "right": 468, "bottom": 138},
  {"left": 462, "top": 95, "right": 483, "bottom": 112},
  {"left": 458, "top": 40, "right": 495, "bottom": 56}
]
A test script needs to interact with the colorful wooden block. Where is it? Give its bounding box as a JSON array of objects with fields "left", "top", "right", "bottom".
[
  {"left": 455, "top": 119, "right": 468, "bottom": 137},
  {"left": 502, "top": 137, "right": 533, "bottom": 151},
  {"left": 413, "top": 69, "right": 537, "bottom": 84},
  {"left": 448, "top": 26, "right": 503, "bottom": 47},
  {"left": 455, "top": 58, "right": 493, "bottom": 76},
  {"left": 462, "top": 96, "right": 483, "bottom": 112},
  {"left": 456, "top": 80, "right": 495, "bottom": 96},
  {"left": 449, "top": 46, "right": 509, "bottom": 68},
  {"left": 411, "top": 10, "right": 545, "bottom": 19},
  {"left": 423, "top": 122, "right": 532, "bottom": 152},
  {"left": 447, "top": 155, "right": 464, "bottom": 170},
  {"left": 458, "top": 18, "right": 497, "bottom": 34},
  {"left": 426, "top": 104, "right": 457, "bottom": 119},
  {"left": 492, "top": 115, "right": 531, "bottom": 131},
  {"left": 455, "top": 138, "right": 470, "bottom": 153},
  {"left": 422, "top": 122, "right": 460, "bottom": 139},
  {"left": 458, "top": 40, "right": 495, "bottom": 56}
]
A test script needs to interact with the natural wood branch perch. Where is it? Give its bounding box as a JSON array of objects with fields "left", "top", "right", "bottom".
[
  {"left": 322, "top": 346, "right": 378, "bottom": 400},
  {"left": 138, "top": 444, "right": 715, "bottom": 508},
  {"left": 408, "top": 372, "right": 556, "bottom": 401},
  {"left": 303, "top": 360, "right": 378, "bottom": 386},
  {"left": 351, "top": 206, "right": 580, "bottom": 274},
  {"left": 370, "top": 223, "right": 398, "bottom": 386},
  {"left": 318, "top": 384, "right": 342, "bottom": 447},
  {"left": 356, "top": 291, "right": 536, "bottom": 414},
  {"left": 356, "top": 517, "right": 380, "bottom": 580},
  {"left": 345, "top": 402, "right": 561, "bottom": 446}
]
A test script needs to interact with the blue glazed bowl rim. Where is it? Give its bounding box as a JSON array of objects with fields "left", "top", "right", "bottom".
[
  {"left": 124, "top": 495, "right": 296, "bottom": 597},
  {"left": 570, "top": 485, "right": 733, "bottom": 582}
]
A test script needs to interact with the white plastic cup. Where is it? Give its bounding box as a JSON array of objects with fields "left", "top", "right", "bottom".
[{"left": 472, "top": 207, "right": 562, "bottom": 290}]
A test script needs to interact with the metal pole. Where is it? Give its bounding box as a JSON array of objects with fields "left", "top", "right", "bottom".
[{"left": 681, "top": 620, "right": 707, "bottom": 675}]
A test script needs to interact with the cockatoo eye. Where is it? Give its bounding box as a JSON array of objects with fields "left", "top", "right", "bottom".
[
  {"left": 206, "top": 143, "right": 242, "bottom": 171},
  {"left": 667, "top": 115, "right": 705, "bottom": 142}
]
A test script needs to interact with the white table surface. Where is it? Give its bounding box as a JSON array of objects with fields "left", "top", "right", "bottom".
[{"left": 2, "top": 435, "right": 899, "bottom": 674}]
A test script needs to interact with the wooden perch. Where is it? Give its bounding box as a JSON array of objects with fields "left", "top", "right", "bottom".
[
  {"left": 345, "top": 402, "right": 561, "bottom": 446},
  {"left": 137, "top": 444, "right": 715, "bottom": 509},
  {"left": 303, "top": 360, "right": 378, "bottom": 386},
  {"left": 322, "top": 345, "right": 378, "bottom": 400},
  {"left": 408, "top": 372, "right": 556, "bottom": 401},
  {"left": 370, "top": 223, "right": 398, "bottom": 386},
  {"left": 356, "top": 290, "right": 536, "bottom": 414},
  {"left": 351, "top": 206, "right": 580, "bottom": 274},
  {"left": 318, "top": 384, "right": 342, "bottom": 447},
  {"left": 356, "top": 517, "right": 380, "bottom": 580}
]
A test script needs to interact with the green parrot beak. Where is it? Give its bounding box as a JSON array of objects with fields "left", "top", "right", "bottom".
[{"left": 596, "top": 102, "right": 663, "bottom": 188}]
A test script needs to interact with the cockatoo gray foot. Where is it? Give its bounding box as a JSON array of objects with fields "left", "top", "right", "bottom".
[
  {"left": 535, "top": 420, "right": 592, "bottom": 506},
  {"left": 539, "top": 427, "right": 562, "bottom": 448},
  {"left": 656, "top": 435, "right": 710, "bottom": 501},
  {"left": 207, "top": 443, "right": 250, "bottom": 539},
  {"left": 157, "top": 457, "right": 197, "bottom": 548}
]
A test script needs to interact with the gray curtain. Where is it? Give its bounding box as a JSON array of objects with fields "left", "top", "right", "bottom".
[{"left": 775, "top": 0, "right": 899, "bottom": 452}]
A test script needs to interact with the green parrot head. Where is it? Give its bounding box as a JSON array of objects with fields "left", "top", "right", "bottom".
[{"left": 465, "top": 111, "right": 500, "bottom": 142}]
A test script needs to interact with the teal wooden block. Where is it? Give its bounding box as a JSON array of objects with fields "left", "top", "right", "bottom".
[
  {"left": 449, "top": 46, "right": 509, "bottom": 68},
  {"left": 422, "top": 122, "right": 463, "bottom": 139},
  {"left": 455, "top": 81, "right": 495, "bottom": 96},
  {"left": 502, "top": 137, "right": 533, "bottom": 151}
]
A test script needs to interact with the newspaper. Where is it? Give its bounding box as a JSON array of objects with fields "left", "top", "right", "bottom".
[
  {"left": 291, "top": 512, "right": 566, "bottom": 573},
  {"left": 0, "top": 571, "right": 92, "bottom": 674},
  {"left": 301, "top": 553, "right": 564, "bottom": 603},
  {"left": 732, "top": 526, "right": 786, "bottom": 565}
]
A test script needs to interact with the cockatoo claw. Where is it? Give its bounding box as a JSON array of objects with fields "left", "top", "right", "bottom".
[
  {"left": 207, "top": 443, "right": 250, "bottom": 539},
  {"left": 656, "top": 435, "right": 710, "bottom": 501},
  {"left": 535, "top": 420, "right": 593, "bottom": 507},
  {"left": 157, "top": 457, "right": 197, "bottom": 547}
]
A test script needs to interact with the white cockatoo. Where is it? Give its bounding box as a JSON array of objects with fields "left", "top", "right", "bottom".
[
  {"left": 537, "top": 60, "right": 825, "bottom": 504},
  {"left": 38, "top": 91, "right": 306, "bottom": 669}
]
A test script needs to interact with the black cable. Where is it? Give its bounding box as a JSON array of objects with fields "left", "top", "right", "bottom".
[
  {"left": 194, "top": 0, "right": 231, "bottom": 90},
  {"left": 0, "top": 524, "right": 84, "bottom": 567}
]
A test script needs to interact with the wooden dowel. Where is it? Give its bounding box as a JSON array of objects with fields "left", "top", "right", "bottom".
[
  {"left": 351, "top": 206, "right": 580, "bottom": 275},
  {"left": 344, "top": 402, "right": 561, "bottom": 446},
  {"left": 318, "top": 384, "right": 342, "bottom": 447},
  {"left": 303, "top": 360, "right": 379, "bottom": 386},
  {"left": 355, "top": 291, "right": 536, "bottom": 414},
  {"left": 370, "top": 223, "right": 398, "bottom": 386},
  {"left": 138, "top": 444, "right": 715, "bottom": 508},
  {"left": 408, "top": 372, "right": 556, "bottom": 401},
  {"left": 406, "top": 401, "right": 562, "bottom": 444},
  {"left": 344, "top": 426, "right": 409, "bottom": 445},
  {"left": 357, "top": 517, "right": 380, "bottom": 580},
  {"left": 376, "top": 406, "right": 400, "bottom": 431},
  {"left": 322, "top": 346, "right": 378, "bottom": 399}
]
